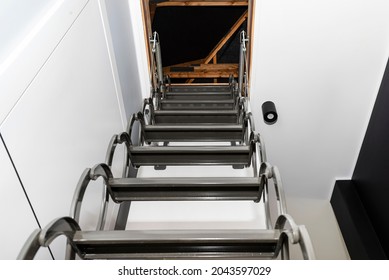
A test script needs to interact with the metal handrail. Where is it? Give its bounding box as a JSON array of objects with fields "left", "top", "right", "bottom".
[
  {"left": 18, "top": 214, "right": 315, "bottom": 260},
  {"left": 17, "top": 217, "right": 82, "bottom": 260},
  {"left": 238, "top": 31, "right": 249, "bottom": 97},
  {"left": 150, "top": 31, "right": 164, "bottom": 95},
  {"left": 274, "top": 214, "right": 316, "bottom": 260},
  {"left": 258, "top": 162, "right": 286, "bottom": 230},
  {"left": 18, "top": 215, "right": 315, "bottom": 260}
]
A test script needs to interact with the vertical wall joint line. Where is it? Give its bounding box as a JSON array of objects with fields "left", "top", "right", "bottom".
[{"left": 0, "top": 133, "right": 55, "bottom": 260}]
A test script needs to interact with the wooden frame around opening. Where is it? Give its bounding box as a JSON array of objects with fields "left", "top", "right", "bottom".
[{"left": 140, "top": 0, "right": 255, "bottom": 89}]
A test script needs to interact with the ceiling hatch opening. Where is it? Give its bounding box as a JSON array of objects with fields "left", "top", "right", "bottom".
[{"left": 141, "top": 0, "right": 254, "bottom": 86}]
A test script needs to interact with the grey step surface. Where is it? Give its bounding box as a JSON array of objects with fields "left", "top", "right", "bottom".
[
  {"left": 165, "top": 92, "right": 233, "bottom": 100},
  {"left": 143, "top": 124, "right": 245, "bottom": 142},
  {"left": 154, "top": 110, "right": 241, "bottom": 124},
  {"left": 168, "top": 84, "right": 231, "bottom": 93},
  {"left": 129, "top": 145, "right": 252, "bottom": 166},
  {"left": 73, "top": 229, "right": 280, "bottom": 259},
  {"left": 108, "top": 176, "right": 262, "bottom": 201},
  {"left": 160, "top": 99, "right": 236, "bottom": 110}
]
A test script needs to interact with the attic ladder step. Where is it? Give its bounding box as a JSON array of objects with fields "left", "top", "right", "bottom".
[
  {"left": 168, "top": 84, "right": 231, "bottom": 93},
  {"left": 160, "top": 99, "right": 236, "bottom": 110},
  {"left": 143, "top": 124, "right": 245, "bottom": 142},
  {"left": 129, "top": 145, "right": 252, "bottom": 166},
  {"left": 75, "top": 229, "right": 280, "bottom": 260},
  {"left": 153, "top": 110, "right": 241, "bottom": 124},
  {"left": 165, "top": 92, "right": 233, "bottom": 100},
  {"left": 108, "top": 176, "right": 262, "bottom": 202}
]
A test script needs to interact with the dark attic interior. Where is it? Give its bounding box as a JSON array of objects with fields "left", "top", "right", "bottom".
[{"left": 148, "top": 0, "right": 248, "bottom": 83}]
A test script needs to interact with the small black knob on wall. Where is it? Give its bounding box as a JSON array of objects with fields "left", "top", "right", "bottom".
[{"left": 262, "top": 101, "right": 278, "bottom": 125}]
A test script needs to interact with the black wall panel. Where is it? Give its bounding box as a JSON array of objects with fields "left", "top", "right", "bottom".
[
  {"left": 331, "top": 181, "right": 386, "bottom": 259},
  {"left": 352, "top": 58, "right": 389, "bottom": 256},
  {"left": 332, "top": 58, "right": 389, "bottom": 259}
]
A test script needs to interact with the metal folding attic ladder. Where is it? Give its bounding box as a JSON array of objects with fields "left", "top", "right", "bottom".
[{"left": 18, "top": 32, "right": 315, "bottom": 260}]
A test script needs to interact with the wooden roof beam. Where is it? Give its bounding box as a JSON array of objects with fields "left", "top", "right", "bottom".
[
  {"left": 165, "top": 63, "right": 238, "bottom": 78},
  {"left": 163, "top": 59, "right": 205, "bottom": 72},
  {"left": 204, "top": 10, "right": 248, "bottom": 64},
  {"left": 156, "top": 1, "right": 248, "bottom": 7}
]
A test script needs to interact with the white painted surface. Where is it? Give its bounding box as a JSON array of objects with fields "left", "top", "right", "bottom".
[
  {"left": 128, "top": 0, "right": 152, "bottom": 99},
  {"left": 250, "top": 0, "right": 389, "bottom": 199},
  {"left": 103, "top": 0, "right": 144, "bottom": 120},
  {"left": 0, "top": 0, "right": 90, "bottom": 126},
  {"left": 287, "top": 197, "right": 349, "bottom": 260},
  {"left": 0, "top": 0, "right": 124, "bottom": 259},
  {"left": 127, "top": 165, "right": 267, "bottom": 230},
  {"left": 0, "top": 0, "right": 59, "bottom": 63},
  {"left": 0, "top": 140, "right": 52, "bottom": 260},
  {"left": 1, "top": 0, "right": 380, "bottom": 259}
]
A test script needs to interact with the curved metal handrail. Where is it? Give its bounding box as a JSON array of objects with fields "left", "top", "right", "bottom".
[
  {"left": 275, "top": 214, "right": 300, "bottom": 243},
  {"left": 24, "top": 217, "right": 82, "bottom": 260},
  {"left": 274, "top": 214, "right": 316, "bottom": 260},
  {"left": 70, "top": 168, "right": 92, "bottom": 225},
  {"left": 259, "top": 162, "right": 273, "bottom": 229},
  {"left": 126, "top": 112, "right": 147, "bottom": 146},
  {"left": 258, "top": 162, "right": 286, "bottom": 229},
  {"left": 257, "top": 134, "right": 267, "bottom": 163},
  {"left": 271, "top": 166, "right": 287, "bottom": 216},
  {"left": 106, "top": 133, "right": 133, "bottom": 176},
  {"left": 142, "top": 98, "right": 155, "bottom": 124},
  {"left": 19, "top": 217, "right": 83, "bottom": 260},
  {"left": 39, "top": 217, "right": 81, "bottom": 248},
  {"left": 69, "top": 164, "right": 114, "bottom": 231},
  {"left": 259, "top": 163, "right": 287, "bottom": 216},
  {"left": 17, "top": 229, "right": 42, "bottom": 260},
  {"left": 297, "top": 225, "right": 316, "bottom": 260},
  {"left": 104, "top": 132, "right": 134, "bottom": 216}
]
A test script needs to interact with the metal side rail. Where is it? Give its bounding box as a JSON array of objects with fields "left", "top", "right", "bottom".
[{"left": 18, "top": 215, "right": 315, "bottom": 260}]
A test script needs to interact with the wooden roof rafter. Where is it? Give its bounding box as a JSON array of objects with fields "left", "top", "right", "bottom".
[
  {"left": 165, "top": 63, "right": 239, "bottom": 78},
  {"left": 203, "top": 10, "right": 248, "bottom": 64},
  {"left": 164, "top": 10, "right": 247, "bottom": 70},
  {"left": 146, "top": 0, "right": 250, "bottom": 83},
  {"left": 155, "top": 0, "right": 248, "bottom": 7}
]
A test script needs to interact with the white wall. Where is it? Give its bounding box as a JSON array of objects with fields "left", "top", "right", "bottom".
[
  {"left": 103, "top": 0, "right": 144, "bottom": 120},
  {"left": 0, "top": 0, "right": 59, "bottom": 63},
  {"left": 0, "top": 0, "right": 141, "bottom": 259},
  {"left": 0, "top": 139, "right": 52, "bottom": 259},
  {"left": 4, "top": 0, "right": 387, "bottom": 259},
  {"left": 250, "top": 0, "right": 389, "bottom": 199},
  {"left": 128, "top": 0, "right": 152, "bottom": 99}
]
